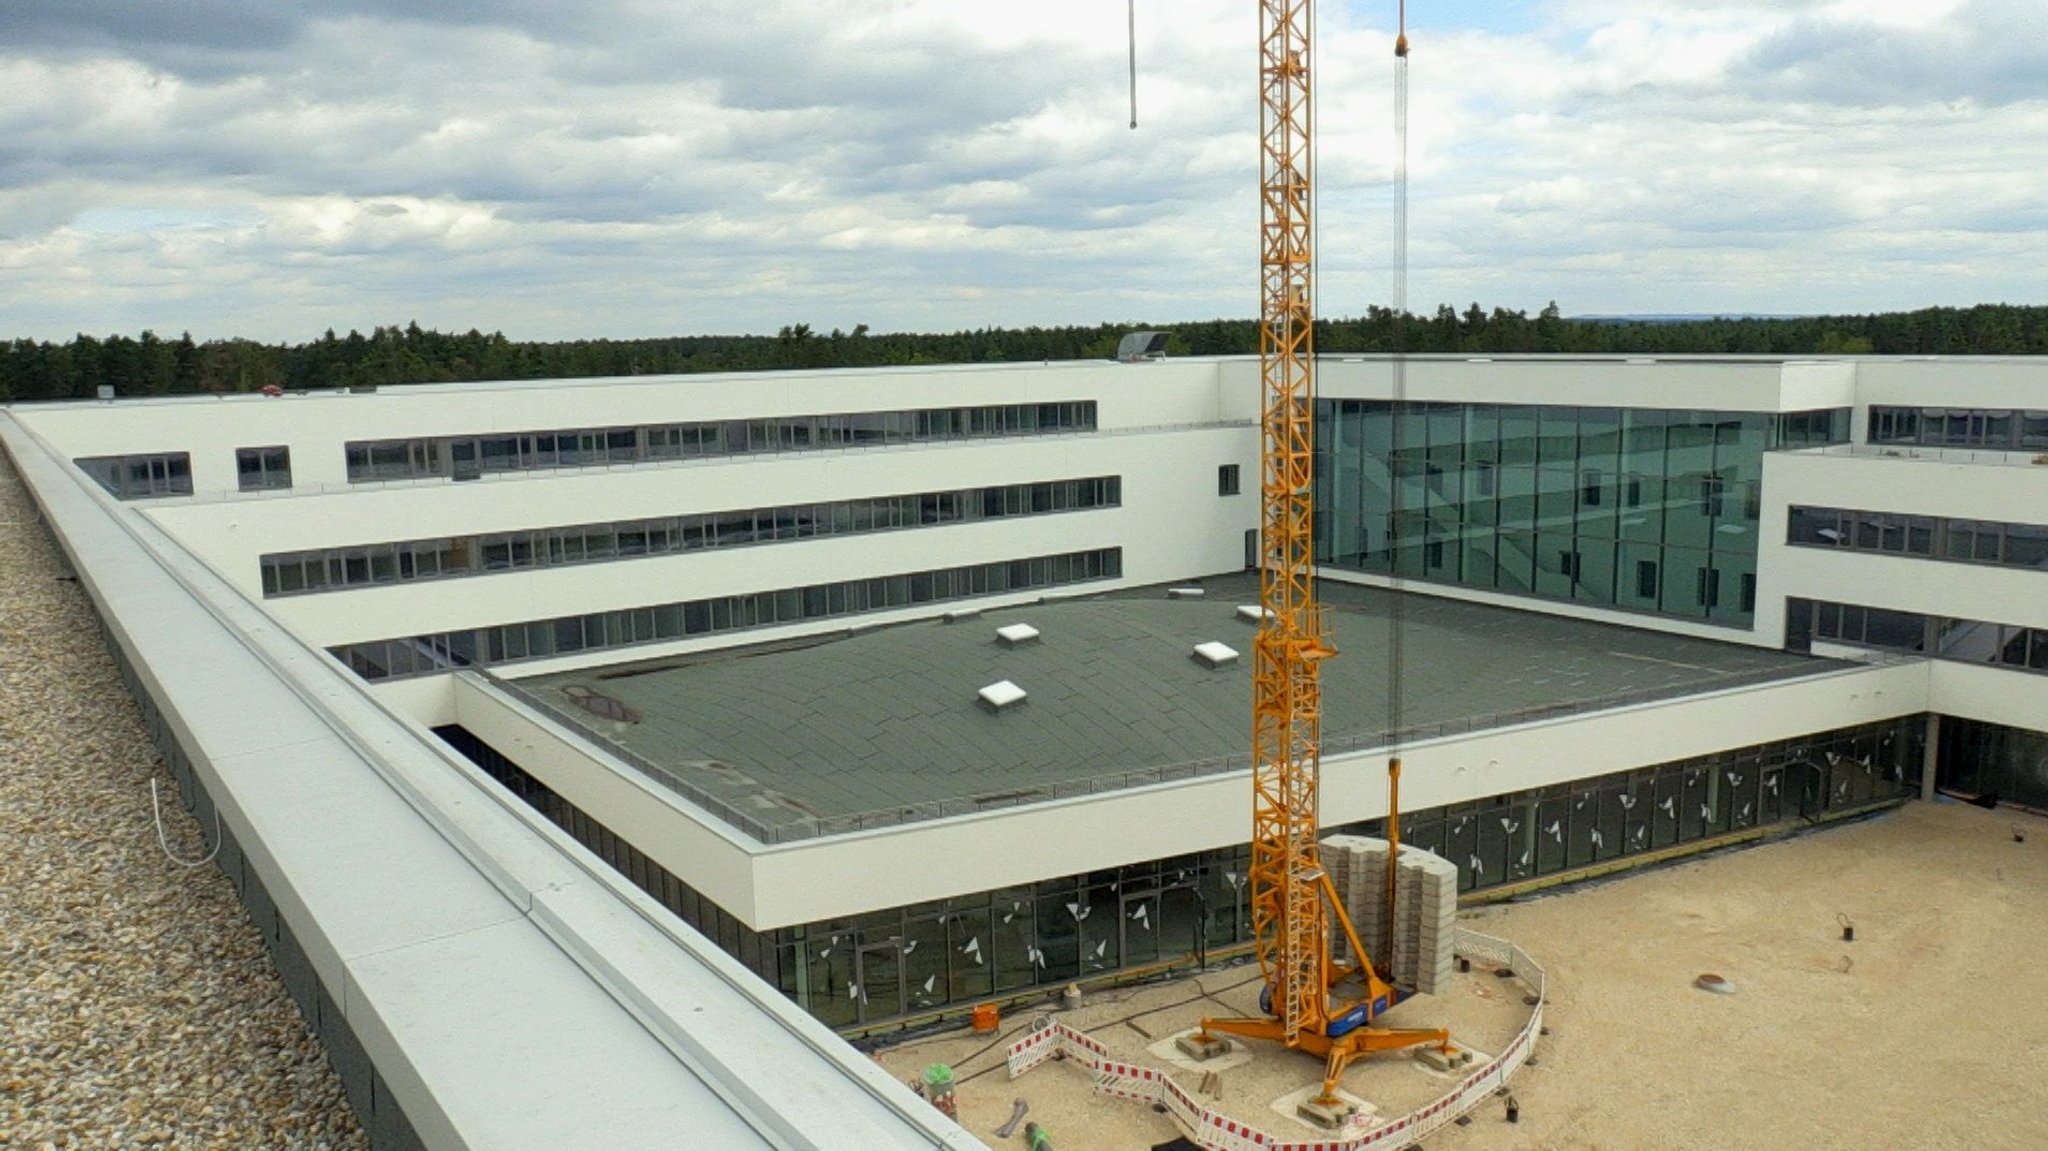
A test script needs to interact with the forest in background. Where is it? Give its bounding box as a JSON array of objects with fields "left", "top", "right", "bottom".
[{"left": 5, "top": 301, "right": 2048, "bottom": 402}]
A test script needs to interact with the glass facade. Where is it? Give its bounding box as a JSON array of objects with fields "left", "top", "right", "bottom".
[
  {"left": 263, "top": 475, "right": 1121, "bottom": 597},
  {"left": 1379, "top": 718, "right": 1918, "bottom": 893},
  {"left": 1868, "top": 405, "right": 2048, "bottom": 451},
  {"left": 443, "top": 713, "right": 1914, "bottom": 1032},
  {"left": 1789, "top": 505, "right": 2048, "bottom": 571},
  {"left": 1312, "top": 403, "right": 1847, "bottom": 625},
  {"left": 345, "top": 400, "right": 1098, "bottom": 483},
  {"left": 1938, "top": 717, "right": 2048, "bottom": 810},
  {"left": 1788, "top": 598, "right": 2048, "bottom": 673},
  {"left": 330, "top": 546, "right": 1123, "bottom": 681}
]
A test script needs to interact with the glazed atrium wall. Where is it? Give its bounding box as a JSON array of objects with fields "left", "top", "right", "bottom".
[{"left": 1312, "top": 401, "right": 1847, "bottom": 627}]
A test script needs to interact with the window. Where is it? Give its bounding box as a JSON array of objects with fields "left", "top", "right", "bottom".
[
  {"left": 1696, "top": 566, "right": 1720, "bottom": 608},
  {"left": 1580, "top": 468, "right": 1602, "bottom": 507},
  {"left": 236, "top": 446, "right": 292, "bottom": 491},
  {"left": 1698, "top": 476, "right": 1725, "bottom": 518},
  {"left": 1636, "top": 560, "right": 1659, "bottom": 599},
  {"left": 329, "top": 546, "right": 1124, "bottom": 680},
  {"left": 1218, "top": 464, "right": 1241, "bottom": 497},
  {"left": 1558, "top": 550, "right": 1582, "bottom": 582},
  {"left": 74, "top": 452, "right": 193, "bottom": 500}
]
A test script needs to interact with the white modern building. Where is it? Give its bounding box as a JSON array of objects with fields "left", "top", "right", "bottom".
[{"left": 7, "top": 353, "right": 2047, "bottom": 1145}]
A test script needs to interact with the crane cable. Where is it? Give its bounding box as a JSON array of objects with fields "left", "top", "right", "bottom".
[
  {"left": 1390, "top": 11, "right": 1411, "bottom": 738},
  {"left": 1128, "top": 0, "right": 1139, "bottom": 129},
  {"left": 1384, "top": 1, "right": 1413, "bottom": 967}
]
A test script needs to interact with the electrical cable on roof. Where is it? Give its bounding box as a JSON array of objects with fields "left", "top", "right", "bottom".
[{"left": 151, "top": 777, "right": 222, "bottom": 868}]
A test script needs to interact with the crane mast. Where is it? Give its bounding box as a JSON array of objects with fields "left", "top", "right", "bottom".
[
  {"left": 1191, "top": 2, "right": 1451, "bottom": 1114},
  {"left": 1250, "top": 0, "right": 1325, "bottom": 1047}
]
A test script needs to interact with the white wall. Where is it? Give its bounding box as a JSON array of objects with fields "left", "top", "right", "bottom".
[
  {"left": 1759, "top": 449, "right": 2048, "bottom": 646},
  {"left": 12, "top": 359, "right": 1234, "bottom": 494},
  {"left": 140, "top": 423, "right": 1257, "bottom": 658},
  {"left": 1313, "top": 356, "right": 1842, "bottom": 412},
  {"left": 439, "top": 660, "right": 1919, "bottom": 930}
]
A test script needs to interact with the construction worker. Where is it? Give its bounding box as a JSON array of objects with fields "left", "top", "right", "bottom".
[{"left": 1023, "top": 1120, "right": 1052, "bottom": 1150}]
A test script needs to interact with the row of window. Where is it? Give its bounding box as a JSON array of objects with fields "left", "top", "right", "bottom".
[
  {"left": 76, "top": 447, "right": 295, "bottom": 499},
  {"left": 1788, "top": 505, "right": 2048, "bottom": 569},
  {"left": 344, "top": 401, "right": 1100, "bottom": 482},
  {"left": 444, "top": 707, "right": 1913, "bottom": 1030},
  {"left": 260, "top": 476, "right": 1123, "bottom": 596},
  {"left": 1868, "top": 406, "right": 2048, "bottom": 451},
  {"left": 1791, "top": 598, "right": 2048, "bottom": 673},
  {"left": 1383, "top": 718, "right": 1916, "bottom": 893},
  {"left": 330, "top": 547, "right": 1124, "bottom": 681},
  {"left": 75, "top": 452, "right": 193, "bottom": 499}
]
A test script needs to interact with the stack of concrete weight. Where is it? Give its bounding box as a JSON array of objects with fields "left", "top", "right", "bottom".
[
  {"left": 1319, "top": 835, "right": 1386, "bottom": 967},
  {"left": 1392, "top": 847, "right": 1458, "bottom": 995},
  {"left": 1317, "top": 836, "right": 1457, "bottom": 996}
]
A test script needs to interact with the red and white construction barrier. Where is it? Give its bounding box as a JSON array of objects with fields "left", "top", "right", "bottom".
[{"left": 1006, "top": 928, "right": 1544, "bottom": 1151}]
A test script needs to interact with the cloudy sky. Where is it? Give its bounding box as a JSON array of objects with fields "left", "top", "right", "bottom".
[{"left": 3, "top": 0, "right": 2045, "bottom": 342}]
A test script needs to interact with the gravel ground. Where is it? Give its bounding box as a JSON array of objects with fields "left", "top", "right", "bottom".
[{"left": 0, "top": 457, "right": 368, "bottom": 1150}]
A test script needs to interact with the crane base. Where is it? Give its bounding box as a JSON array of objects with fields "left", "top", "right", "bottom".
[
  {"left": 1416, "top": 1044, "right": 1474, "bottom": 1073},
  {"left": 1298, "top": 1096, "right": 1358, "bottom": 1129},
  {"left": 1176, "top": 1033, "right": 1234, "bottom": 1061}
]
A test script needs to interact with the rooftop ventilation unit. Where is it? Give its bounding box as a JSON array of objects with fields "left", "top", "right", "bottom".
[
  {"left": 1192, "top": 642, "right": 1240, "bottom": 669},
  {"left": 943, "top": 608, "right": 983, "bottom": 624},
  {"left": 1236, "top": 605, "right": 1275, "bottom": 623},
  {"left": 977, "top": 680, "right": 1027, "bottom": 712},
  {"left": 1115, "top": 330, "right": 1170, "bottom": 363},
  {"left": 1166, "top": 587, "right": 1205, "bottom": 599},
  {"left": 996, "top": 623, "right": 1041, "bottom": 647}
]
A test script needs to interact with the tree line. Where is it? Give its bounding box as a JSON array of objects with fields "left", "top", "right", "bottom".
[{"left": 5, "top": 303, "right": 2047, "bottom": 403}]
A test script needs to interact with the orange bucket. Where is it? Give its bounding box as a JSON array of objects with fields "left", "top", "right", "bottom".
[{"left": 970, "top": 1003, "right": 1001, "bottom": 1033}]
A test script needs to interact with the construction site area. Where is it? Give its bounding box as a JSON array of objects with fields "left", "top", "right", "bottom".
[{"left": 877, "top": 799, "right": 2048, "bottom": 1150}]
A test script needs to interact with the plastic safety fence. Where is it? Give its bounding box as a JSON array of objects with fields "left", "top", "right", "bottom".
[{"left": 1005, "top": 928, "right": 1544, "bottom": 1151}]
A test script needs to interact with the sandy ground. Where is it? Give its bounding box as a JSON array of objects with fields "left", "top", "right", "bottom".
[{"left": 879, "top": 801, "right": 2048, "bottom": 1150}]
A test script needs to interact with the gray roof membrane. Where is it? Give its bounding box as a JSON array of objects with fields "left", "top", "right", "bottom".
[{"left": 515, "top": 573, "right": 1827, "bottom": 839}]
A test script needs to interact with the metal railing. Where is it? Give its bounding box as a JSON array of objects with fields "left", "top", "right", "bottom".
[
  {"left": 487, "top": 655, "right": 1874, "bottom": 845},
  {"left": 1796, "top": 443, "right": 2048, "bottom": 468}
]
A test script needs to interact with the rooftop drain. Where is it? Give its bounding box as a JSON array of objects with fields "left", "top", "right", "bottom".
[
  {"left": 996, "top": 623, "right": 1041, "bottom": 647},
  {"left": 1192, "top": 642, "right": 1240, "bottom": 669},
  {"left": 1167, "top": 587, "right": 1206, "bottom": 599},
  {"left": 1236, "top": 605, "right": 1275, "bottom": 624},
  {"left": 978, "top": 680, "right": 1027, "bottom": 712}
]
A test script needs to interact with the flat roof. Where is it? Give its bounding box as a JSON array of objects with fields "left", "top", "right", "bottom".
[{"left": 511, "top": 574, "right": 1832, "bottom": 841}]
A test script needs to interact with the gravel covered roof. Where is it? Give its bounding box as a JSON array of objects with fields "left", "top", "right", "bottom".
[{"left": 0, "top": 455, "right": 366, "bottom": 1149}]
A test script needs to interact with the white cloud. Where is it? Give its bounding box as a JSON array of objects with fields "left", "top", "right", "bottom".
[{"left": 0, "top": 0, "right": 2045, "bottom": 341}]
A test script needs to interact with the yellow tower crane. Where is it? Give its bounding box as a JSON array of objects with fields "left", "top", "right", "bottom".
[{"left": 1190, "top": 0, "right": 1452, "bottom": 1113}]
